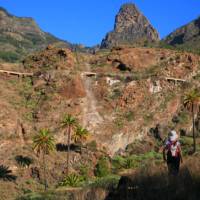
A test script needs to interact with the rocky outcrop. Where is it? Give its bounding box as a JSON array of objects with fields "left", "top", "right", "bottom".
[
  {"left": 104, "top": 47, "right": 200, "bottom": 77},
  {"left": 60, "top": 75, "right": 86, "bottom": 99},
  {"left": 101, "top": 3, "right": 159, "bottom": 48},
  {"left": 163, "top": 16, "right": 200, "bottom": 52},
  {"left": 0, "top": 7, "right": 71, "bottom": 62},
  {"left": 23, "top": 45, "right": 76, "bottom": 71}
]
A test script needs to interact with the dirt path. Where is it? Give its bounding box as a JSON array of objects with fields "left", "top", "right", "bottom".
[{"left": 81, "top": 63, "right": 103, "bottom": 131}]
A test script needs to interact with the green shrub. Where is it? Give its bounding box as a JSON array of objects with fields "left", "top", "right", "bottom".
[
  {"left": 21, "top": 188, "right": 32, "bottom": 194},
  {"left": 114, "top": 117, "right": 124, "bottom": 129},
  {"left": 124, "top": 111, "right": 135, "bottom": 122},
  {"left": 110, "top": 88, "right": 122, "bottom": 99},
  {"left": 160, "top": 92, "right": 176, "bottom": 110},
  {"left": 123, "top": 158, "right": 135, "bottom": 169},
  {"left": 17, "top": 192, "right": 57, "bottom": 200},
  {"left": 178, "top": 111, "right": 190, "bottom": 124},
  {"left": 79, "top": 164, "right": 90, "bottom": 181},
  {"left": 24, "top": 33, "right": 44, "bottom": 45},
  {"left": 58, "top": 173, "right": 83, "bottom": 187},
  {"left": 88, "top": 175, "right": 120, "bottom": 189},
  {"left": 0, "top": 51, "right": 20, "bottom": 62},
  {"left": 194, "top": 72, "right": 200, "bottom": 80},
  {"left": 144, "top": 65, "right": 160, "bottom": 77},
  {"left": 112, "top": 156, "right": 125, "bottom": 170},
  {"left": 143, "top": 113, "right": 154, "bottom": 124},
  {"left": 94, "top": 157, "right": 111, "bottom": 177},
  {"left": 139, "top": 151, "right": 162, "bottom": 160},
  {"left": 112, "top": 152, "right": 162, "bottom": 171},
  {"left": 179, "top": 136, "right": 194, "bottom": 155},
  {"left": 23, "top": 112, "right": 34, "bottom": 122},
  {"left": 87, "top": 140, "right": 97, "bottom": 151},
  {"left": 19, "top": 77, "right": 33, "bottom": 102},
  {"left": 112, "top": 156, "right": 138, "bottom": 170}
]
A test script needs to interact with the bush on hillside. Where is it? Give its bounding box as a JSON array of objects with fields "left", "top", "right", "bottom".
[
  {"left": 0, "top": 51, "right": 20, "bottom": 62},
  {"left": 94, "top": 156, "right": 111, "bottom": 177},
  {"left": 58, "top": 173, "right": 83, "bottom": 187}
]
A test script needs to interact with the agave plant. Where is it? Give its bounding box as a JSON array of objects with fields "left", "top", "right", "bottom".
[
  {"left": 59, "top": 173, "right": 83, "bottom": 187},
  {"left": 112, "top": 156, "right": 136, "bottom": 170},
  {"left": 0, "top": 165, "right": 17, "bottom": 181}
]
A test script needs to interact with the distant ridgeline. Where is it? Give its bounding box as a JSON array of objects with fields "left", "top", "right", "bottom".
[
  {"left": 161, "top": 16, "right": 200, "bottom": 54},
  {"left": 0, "top": 4, "right": 200, "bottom": 62},
  {"left": 0, "top": 7, "right": 71, "bottom": 62},
  {"left": 100, "top": 3, "right": 200, "bottom": 54}
]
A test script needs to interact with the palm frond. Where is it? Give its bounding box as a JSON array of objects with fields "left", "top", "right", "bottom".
[
  {"left": 33, "top": 129, "right": 55, "bottom": 155},
  {"left": 61, "top": 114, "right": 78, "bottom": 128},
  {"left": 73, "top": 126, "right": 89, "bottom": 143},
  {"left": 183, "top": 89, "right": 200, "bottom": 111}
]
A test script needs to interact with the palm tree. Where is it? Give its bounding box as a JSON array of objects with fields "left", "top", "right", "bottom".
[
  {"left": 184, "top": 89, "right": 200, "bottom": 153},
  {"left": 61, "top": 114, "right": 78, "bottom": 175},
  {"left": 73, "top": 126, "right": 89, "bottom": 143},
  {"left": 33, "top": 129, "right": 55, "bottom": 190},
  {"left": 73, "top": 126, "right": 89, "bottom": 152}
]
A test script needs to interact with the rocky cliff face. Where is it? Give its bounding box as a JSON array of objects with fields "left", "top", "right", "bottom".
[
  {"left": 163, "top": 16, "right": 200, "bottom": 53},
  {"left": 0, "top": 7, "right": 70, "bottom": 62},
  {"left": 101, "top": 3, "right": 159, "bottom": 48}
]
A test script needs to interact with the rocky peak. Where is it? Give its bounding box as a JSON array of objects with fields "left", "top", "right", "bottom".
[
  {"left": 114, "top": 3, "right": 141, "bottom": 32},
  {"left": 0, "top": 7, "right": 45, "bottom": 36},
  {"left": 101, "top": 3, "right": 159, "bottom": 48}
]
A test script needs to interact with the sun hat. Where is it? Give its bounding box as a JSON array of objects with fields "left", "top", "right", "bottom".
[{"left": 169, "top": 130, "right": 178, "bottom": 142}]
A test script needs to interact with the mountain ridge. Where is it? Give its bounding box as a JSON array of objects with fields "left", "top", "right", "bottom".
[
  {"left": 163, "top": 15, "right": 200, "bottom": 53},
  {"left": 0, "top": 7, "right": 71, "bottom": 62},
  {"left": 0, "top": 4, "right": 200, "bottom": 199}
]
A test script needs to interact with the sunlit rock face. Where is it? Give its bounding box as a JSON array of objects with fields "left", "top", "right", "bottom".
[{"left": 101, "top": 3, "right": 159, "bottom": 48}]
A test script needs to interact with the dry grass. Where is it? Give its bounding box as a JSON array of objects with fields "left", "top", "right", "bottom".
[{"left": 106, "top": 154, "right": 200, "bottom": 200}]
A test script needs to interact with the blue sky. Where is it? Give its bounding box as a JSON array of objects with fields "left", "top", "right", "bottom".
[{"left": 0, "top": 0, "right": 200, "bottom": 46}]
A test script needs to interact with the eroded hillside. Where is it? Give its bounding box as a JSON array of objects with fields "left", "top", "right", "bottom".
[
  {"left": 87, "top": 47, "right": 200, "bottom": 152},
  {"left": 1, "top": 46, "right": 200, "bottom": 199},
  {"left": 1, "top": 46, "right": 200, "bottom": 154}
]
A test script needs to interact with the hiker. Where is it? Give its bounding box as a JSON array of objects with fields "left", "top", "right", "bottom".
[{"left": 163, "top": 130, "right": 183, "bottom": 176}]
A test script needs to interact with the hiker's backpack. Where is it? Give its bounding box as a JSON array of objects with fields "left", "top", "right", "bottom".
[{"left": 165, "top": 140, "right": 180, "bottom": 157}]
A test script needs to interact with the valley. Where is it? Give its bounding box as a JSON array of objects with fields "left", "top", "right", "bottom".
[{"left": 0, "top": 2, "right": 200, "bottom": 200}]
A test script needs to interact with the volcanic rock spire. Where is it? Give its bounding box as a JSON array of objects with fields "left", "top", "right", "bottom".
[{"left": 101, "top": 3, "right": 159, "bottom": 48}]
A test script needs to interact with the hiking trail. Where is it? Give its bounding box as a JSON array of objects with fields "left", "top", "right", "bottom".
[{"left": 81, "top": 63, "right": 103, "bottom": 131}]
